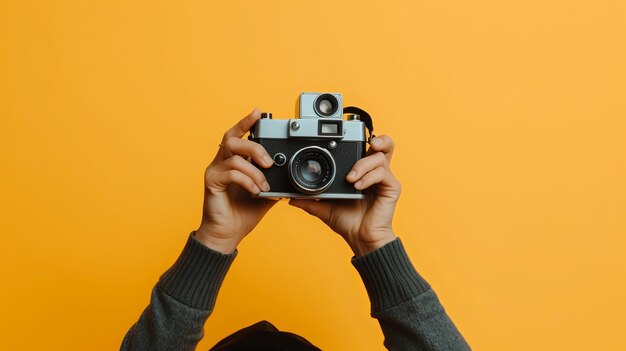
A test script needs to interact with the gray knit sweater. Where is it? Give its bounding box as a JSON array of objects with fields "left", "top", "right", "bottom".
[{"left": 121, "top": 234, "right": 470, "bottom": 350}]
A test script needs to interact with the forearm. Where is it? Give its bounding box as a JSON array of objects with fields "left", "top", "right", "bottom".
[
  {"left": 121, "top": 232, "right": 237, "bottom": 350},
  {"left": 352, "top": 238, "right": 471, "bottom": 351}
]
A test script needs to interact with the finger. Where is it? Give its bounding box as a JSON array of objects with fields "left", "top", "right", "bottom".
[
  {"left": 220, "top": 155, "right": 270, "bottom": 192},
  {"left": 224, "top": 108, "right": 262, "bottom": 139},
  {"left": 353, "top": 166, "right": 390, "bottom": 190},
  {"left": 346, "top": 151, "right": 387, "bottom": 183},
  {"left": 212, "top": 169, "right": 260, "bottom": 194},
  {"left": 368, "top": 135, "right": 395, "bottom": 163},
  {"left": 222, "top": 137, "right": 273, "bottom": 168},
  {"left": 288, "top": 199, "right": 333, "bottom": 223}
]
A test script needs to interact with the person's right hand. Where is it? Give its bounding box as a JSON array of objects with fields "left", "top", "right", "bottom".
[{"left": 195, "top": 109, "right": 277, "bottom": 254}]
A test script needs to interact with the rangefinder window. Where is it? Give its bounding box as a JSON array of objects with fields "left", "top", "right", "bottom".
[
  {"left": 299, "top": 92, "right": 343, "bottom": 119},
  {"left": 318, "top": 120, "right": 342, "bottom": 136},
  {"left": 314, "top": 93, "right": 339, "bottom": 117}
]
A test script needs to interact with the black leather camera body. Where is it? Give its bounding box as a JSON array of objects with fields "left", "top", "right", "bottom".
[{"left": 249, "top": 92, "right": 367, "bottom": 199}]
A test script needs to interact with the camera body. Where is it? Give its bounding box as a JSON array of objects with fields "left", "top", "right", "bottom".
[{"left": 249, "top": 92, "right": 366, "bottom": 199}]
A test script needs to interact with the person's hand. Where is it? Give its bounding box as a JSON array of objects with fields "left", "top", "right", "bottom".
[
  {"left": 195, "top": 109, "right": 277, "bottom": 254},
  {"left": 289, "top": 135, "right": 401, "bottom": 256}
]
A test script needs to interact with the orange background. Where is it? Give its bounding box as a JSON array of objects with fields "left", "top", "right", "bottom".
[{"left": 1, "top": 1, "right": 625, "bottom": 350}]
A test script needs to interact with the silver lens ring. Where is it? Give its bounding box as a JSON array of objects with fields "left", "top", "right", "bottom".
[{"left": 288, "top": 146, "right": 336, "bottom": 194}]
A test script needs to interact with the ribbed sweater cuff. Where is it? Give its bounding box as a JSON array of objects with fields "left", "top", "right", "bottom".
[
  {"left": 352, "top": 238, "right": 431, "bottom": 313},
  {"left": 158, "top": 232, "right": 237, "bottom": 310}
]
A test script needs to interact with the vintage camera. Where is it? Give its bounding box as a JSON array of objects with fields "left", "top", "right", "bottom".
[{"left": 249, "top": 92, "right": 367, "bottom": 199}]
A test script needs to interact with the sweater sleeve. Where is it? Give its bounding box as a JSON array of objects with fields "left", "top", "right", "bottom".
[
  {"left": 352, "top": 238, "right": 471, "bottom": 351},
  {"left": 121, "top": 232, "right": 237, "bottom": 351}
]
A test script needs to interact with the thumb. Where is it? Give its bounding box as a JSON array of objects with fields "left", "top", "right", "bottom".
[{"left": 289, "top": 199, "right": 332, "bottom": 223}]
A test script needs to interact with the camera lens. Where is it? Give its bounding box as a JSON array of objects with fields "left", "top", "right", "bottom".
[
  {"left": 289, "top": 146, "right": 336, "bottom": 194},
  {"left": 299, "top": 159, "right": 323, "bottom": 182},
  {"left": 318, "top": 100, "right": 333, "bottom": 114},
  {"left": 314, "top": 94, "right": 339, "bottom": 117}
]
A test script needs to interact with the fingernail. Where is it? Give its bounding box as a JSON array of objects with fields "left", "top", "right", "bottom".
[
  {"left": 354, "top": 181, "right": 363, "bottom": 189},
  {"left": 261, "top": 181, "right": 270, "bottom": 192},
  {"left": 253, "top": 185, "right": 261, "bottom": 194},
  {"left": 347, "top": 171, "right": 357, "bottom": 180},
  {"left": 263, "top": 155, "right": 273, "bottom": 167},
  {"left": 371, "top": 138, "right": 382, "bottom": 147}
]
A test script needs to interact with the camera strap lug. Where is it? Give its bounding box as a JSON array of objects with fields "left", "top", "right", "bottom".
[{"left": 343, "top": 106, "right": 375, "bottom": 143}]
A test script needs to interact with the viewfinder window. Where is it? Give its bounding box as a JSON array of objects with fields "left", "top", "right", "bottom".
[
  {"left": 318, "top": 120, "right": 342, "bottom": 136},
  {"left": 321, "top": 124, "right": 337, "bottom": 134}
]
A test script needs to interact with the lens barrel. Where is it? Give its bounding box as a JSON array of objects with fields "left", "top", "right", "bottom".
[{"left": 288, "top": 146, "right": 336, "bottom": 194}]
